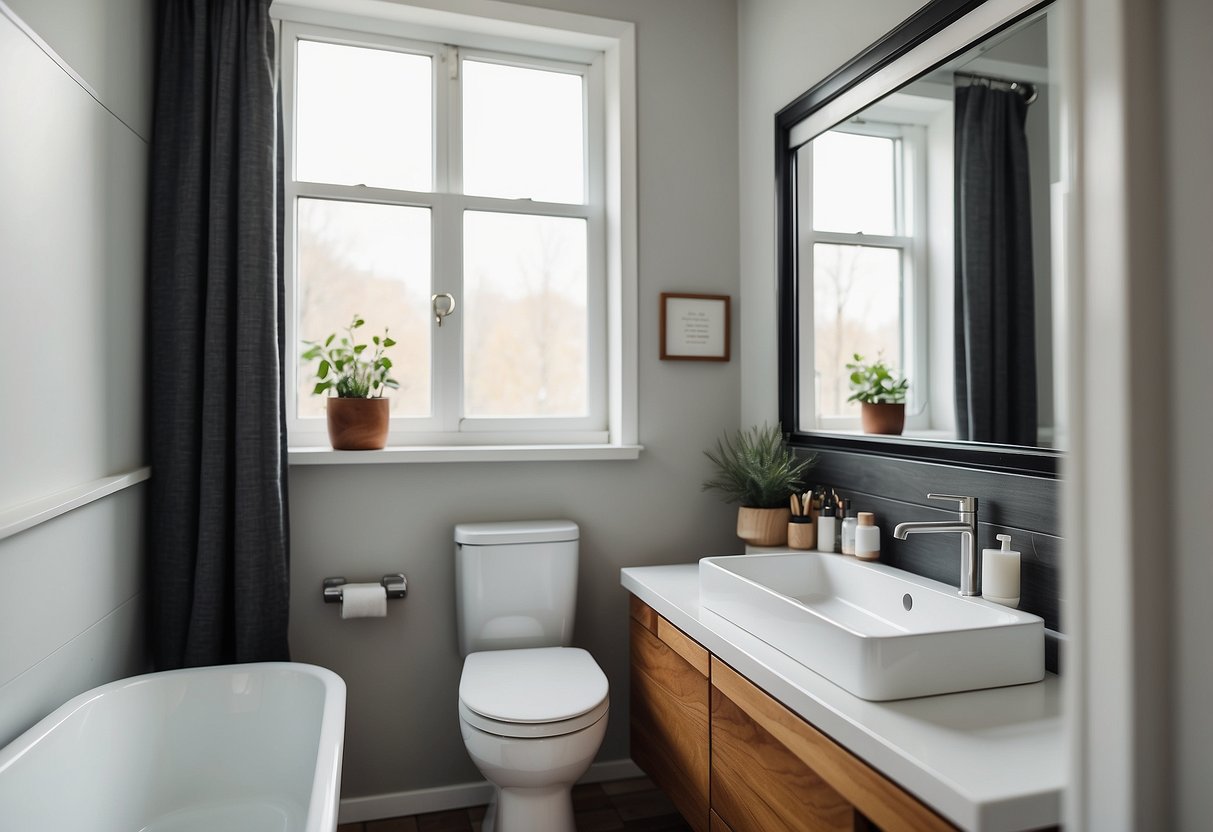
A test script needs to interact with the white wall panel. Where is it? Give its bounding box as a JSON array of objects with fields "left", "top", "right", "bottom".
[
  {"left": 3, "top": 0, "right": 153, "bottom": 138},
  {"left": 0, "top": 10, "right": 146, "bottom": 511},
  {"left": 0, "top": 594, "right": 144, "bottom": 746},
  {"left": 0, "top": 486, "right": 144, "bottom": 691},
  {"left": 0, "top": 0, "right": 151, "bottom": 747}
]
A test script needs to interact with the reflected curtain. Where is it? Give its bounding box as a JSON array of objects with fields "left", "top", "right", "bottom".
[
  {"left": 147, "top": 0, "right": 290, "bottom": 668},
  {"left": 953, "top": 84, "right": 1037, "bottom": 446}
]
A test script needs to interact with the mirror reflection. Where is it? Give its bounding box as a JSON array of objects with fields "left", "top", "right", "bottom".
[{"left": 794, "top": 5, "right": 1062, "bottom": 449}]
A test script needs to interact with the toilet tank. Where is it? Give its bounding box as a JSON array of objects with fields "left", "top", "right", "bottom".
[{"left": 455, "top": 520, "right": 580, "bottom": 656}]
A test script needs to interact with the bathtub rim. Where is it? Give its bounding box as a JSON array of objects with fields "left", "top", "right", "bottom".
[{"left": 0, "top": 661, "right": 346, "bottom": 832}]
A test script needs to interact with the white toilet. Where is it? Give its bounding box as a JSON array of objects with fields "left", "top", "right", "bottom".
[{"left": 455, "top": 520, "right": 609, "bottom": 832}]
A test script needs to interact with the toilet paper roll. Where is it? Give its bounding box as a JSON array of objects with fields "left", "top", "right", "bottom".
[{"left": 340, "top": 583, "right": 388, "bottom": 619}]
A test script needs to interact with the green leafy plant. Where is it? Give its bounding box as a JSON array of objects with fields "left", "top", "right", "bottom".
[
  {"left": 702, "top": 423, "right": 816, "bottom": 508},
  {"left": 301, "top": 316, "right": 399, "bottom": 399},
  {"left": 846, "top": 353, "right": 909, "bottom": 404}
]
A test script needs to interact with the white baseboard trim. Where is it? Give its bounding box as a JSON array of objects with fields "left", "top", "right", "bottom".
[{"left": 338, "top": 758, "right": 645, "bottom": 824}]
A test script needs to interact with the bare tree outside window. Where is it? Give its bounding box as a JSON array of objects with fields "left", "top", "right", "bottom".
[
  {"left": 464, "top": 213, "right": 588, "bottom": 418},
  {"left": 813, "top": 245, "right": 902, "bottom": 419},
  {"left": 296, "top": 199, "right": 432, "bottom": 418}
]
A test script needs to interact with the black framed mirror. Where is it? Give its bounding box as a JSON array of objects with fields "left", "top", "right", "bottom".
[{"left": 776, "top": 0, "right": 1062, "bottom": 477}]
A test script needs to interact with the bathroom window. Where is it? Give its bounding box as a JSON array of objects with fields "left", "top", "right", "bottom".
[
  {"left": 277, "top": 6, "right": 636, "bottom": 454},
  {"left": 796, "top": 122, "right": 929, "bottom": 432}
]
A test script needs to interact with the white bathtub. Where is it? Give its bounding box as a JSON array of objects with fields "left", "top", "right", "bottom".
[{"left": 0, "top": 662, "right": 345, "bottom": 832}]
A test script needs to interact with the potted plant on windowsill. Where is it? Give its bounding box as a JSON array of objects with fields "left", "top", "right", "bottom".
[
  {"left": 847, "top": 353, "right": 909, "bottom": 436},
  {"left": 302, "top": 316, "right": 399, "bottom": 450},
  {"left": 703, "top": 423, "right": 816, "bottom": 547}
]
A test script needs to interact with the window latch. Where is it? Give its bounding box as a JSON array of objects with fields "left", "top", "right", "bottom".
[{"left": 432, "top": 293, "right": 456, "bottom": 326}]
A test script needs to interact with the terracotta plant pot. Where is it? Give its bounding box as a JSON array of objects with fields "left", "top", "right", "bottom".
[
  {"left": 860, "top": 402, "right": 905, "bottom": 436},
  {"left": 326, "top": 397, "right": 390, "bottom": 450},
  {"left": 736, "top": 506, "right": 792, "bottom": 547}
]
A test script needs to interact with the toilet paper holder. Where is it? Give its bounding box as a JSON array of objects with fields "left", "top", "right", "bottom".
[{"left": 322, "top": 573, "right": 407, "bottom": 604}]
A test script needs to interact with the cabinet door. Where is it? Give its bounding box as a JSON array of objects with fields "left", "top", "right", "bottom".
[
  {"left": 711, "top": 668, "right": 858, "bottom": 831},
  {"left": 711, "top": 658, "right": 956, "bottom": 832},
  {"left": 630, "top": 597, "right": 710, "bottom": 832},
  {"left": 710, "top": 809, "right": 737, "bottom": 832}
]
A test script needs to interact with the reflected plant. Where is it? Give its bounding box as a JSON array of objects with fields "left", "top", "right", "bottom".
[
  {"left": 846, "top": 353, "right": 908, "bottom": 404},
  {"left": 301, "top": 316, "right": 399, "bottom": 399}
]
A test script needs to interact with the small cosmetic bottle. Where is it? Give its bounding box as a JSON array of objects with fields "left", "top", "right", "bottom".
[
  {"left": 981, "top": 534, "right": 1021, "bottom": 608},
  {"left": 840, "top": 499, "right": 858, "bottom": 556},
  {"left": 855, "top": 512, "right": 881, "bottom": 561},
  {"left": 817, "top": 501, "right": 837, "bottom": 553}
]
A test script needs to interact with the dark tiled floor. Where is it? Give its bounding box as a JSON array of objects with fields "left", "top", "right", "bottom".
[{"left": 337, "top": 777, "right": 693, "bottom": 832}]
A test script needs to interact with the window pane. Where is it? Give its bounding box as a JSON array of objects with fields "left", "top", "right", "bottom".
[
  {"left": 297, "top": 199, "right": 431, "bottom": 418},
  {"left": 812, "top": 131, "right": 896, "bottom": 235},
  {"left": 813, "top": 244, "right": 902, "bottom": 419},
  {"left": 463, "top": 212, "right": 588, "bottom": 417},
  {"left": 462, "top": 60, "right": 584, "bottom": 204},
  {"left": 296, "top": 41, "right": 432, "bottom": 191}
]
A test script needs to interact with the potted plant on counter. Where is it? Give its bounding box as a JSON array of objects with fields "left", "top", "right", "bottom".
[
  {"left": 302, "top": 315, "right": 399, "bottom": 450},
  {"left": 702, "top": 423, "right": 816, "bottom": 547},
  {"left": 846, "top": 353, "right": 909, "bottom": 436}
]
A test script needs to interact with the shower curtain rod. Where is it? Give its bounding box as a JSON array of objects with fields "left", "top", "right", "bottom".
[{"left": 954, "top": 70, "right": 1038, "bottom": 105}]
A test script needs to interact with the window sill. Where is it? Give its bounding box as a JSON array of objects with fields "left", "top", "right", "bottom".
[
  {"left": 287, "top": 443, "right": 644, "bottom": 465},
  {"left": 812, "top": 427, "right": 955, "bottom": 440}
]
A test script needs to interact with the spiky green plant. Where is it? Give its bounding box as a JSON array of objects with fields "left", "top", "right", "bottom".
[{"left": 702, "top": 423, "right": 816, "bottom": 508}]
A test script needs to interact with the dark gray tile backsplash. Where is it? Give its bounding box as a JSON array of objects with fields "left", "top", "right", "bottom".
[{"left": 802, "top": 447, "right": 1062, "bottom": 673}]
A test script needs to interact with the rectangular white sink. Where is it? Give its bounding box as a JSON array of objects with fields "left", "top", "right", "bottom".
[{"left": 699, "top": 551, "right": 1044, "bottom": 700}]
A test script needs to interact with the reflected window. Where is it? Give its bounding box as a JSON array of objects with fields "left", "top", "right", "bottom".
[
  {"left": 799, "top": 124, "right": 925, "bottom": 429},
  {"left": 812, "top": 243, "right": 902, "bottom": 417}
]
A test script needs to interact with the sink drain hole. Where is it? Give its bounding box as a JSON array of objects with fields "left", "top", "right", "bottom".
[{"left": 902, "top": 593, "right": 913, "bottom": 611}]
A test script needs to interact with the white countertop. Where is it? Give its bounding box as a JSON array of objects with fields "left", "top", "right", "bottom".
[{"left": 621, "top": 563, "right": 1064, "bottom": 832}]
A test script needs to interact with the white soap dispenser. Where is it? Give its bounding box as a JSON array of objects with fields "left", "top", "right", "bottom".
[{"left": 981, "top": 534, "right": 1021, "bottom": 608}]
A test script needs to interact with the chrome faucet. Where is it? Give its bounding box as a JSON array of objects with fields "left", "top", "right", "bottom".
[{"left": 893, "top": 494, "right": 980, "bottom": 596}]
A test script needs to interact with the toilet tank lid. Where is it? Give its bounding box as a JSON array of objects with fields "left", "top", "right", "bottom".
[{"left": 454, "top": 520, "right": 579, "bottom": 546}]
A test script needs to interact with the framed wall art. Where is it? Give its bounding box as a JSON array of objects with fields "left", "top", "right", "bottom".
[{"left": 660, "top": 293, "right": 730, "bottom": 361}]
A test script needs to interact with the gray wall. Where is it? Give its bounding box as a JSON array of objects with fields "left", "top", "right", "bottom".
[
  {"left": 287, "top": 0, "right": 742, "bottom": 800},
  {"left": 1163, "top": 0, "right": 1213, "bottom": 824},
  {"left": 737, "top": 0, "right": 926, "bottom": 428},
  {"left": 0, "top": 0, "right": 152, "bottom": 743}
]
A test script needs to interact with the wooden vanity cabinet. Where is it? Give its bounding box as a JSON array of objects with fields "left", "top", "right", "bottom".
[
  {"left": 629, "top": 597, "right": 956, "bottom": 832},
  {"left": 629, "top": 596, "right": 711, "bottom": 832},
  {"left": 711, "top": 658, "right": 954, "bottom": 832},
  {"left": 711, "top": 657, "right": 859, "bottom": 831}
]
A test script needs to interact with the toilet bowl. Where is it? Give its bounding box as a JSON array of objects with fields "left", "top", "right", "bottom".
[
  {"left": 458, "top": 647, "right": 609, "bottom": 832},
  {"left": 454, "top": 521, "right": 609, "bottom": 832}
]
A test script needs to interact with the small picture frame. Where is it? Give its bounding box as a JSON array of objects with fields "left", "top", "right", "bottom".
[{"left": 660, "top": 292, "right": 731, "bottom": 361}]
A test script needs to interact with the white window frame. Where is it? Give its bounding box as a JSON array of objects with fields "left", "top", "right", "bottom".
[
  {"left": 796, "top": 120, "right": 930, "bottom": 434},
  {"left": 271, "top": 0, "right": 638, "bottom": 461}
]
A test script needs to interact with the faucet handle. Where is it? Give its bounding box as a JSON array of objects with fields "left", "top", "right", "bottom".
[{"left": 927, "top": 493, "right": 978, "bottom": 512}]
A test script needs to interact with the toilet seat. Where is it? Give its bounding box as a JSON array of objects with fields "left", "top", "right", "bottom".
[
  {"left": 459, "top": 697, "right": 609, "bottom": 739},
  {"left": 459, "top": 647, "right": 609, "bottom": 738}
]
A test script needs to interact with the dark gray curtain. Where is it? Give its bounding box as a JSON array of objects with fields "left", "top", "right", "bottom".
[
  {"left": 954, "top": 84, "right": 1037, "bottom": 446},
  {"left": 147, "top": 0, "right": 290, "bottom": 668}
]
